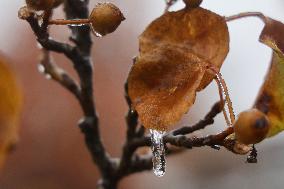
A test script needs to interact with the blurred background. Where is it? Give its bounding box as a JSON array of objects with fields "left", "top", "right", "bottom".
[{"left": 1, "top": 0, "right": 284, "bottom": 189}]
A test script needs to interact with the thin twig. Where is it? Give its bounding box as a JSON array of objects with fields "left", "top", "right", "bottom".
[
  {"left": 64, "top": 0, "right": 114, "bottom": 182},
  {"left": 164, "top": 0, "right": 178, "bottom": 13},
  {"left": 19, "top": 1, "right": 114, "bottom": 187},
  {"left": 49, "top": 18, "right": 90, "bottom": 25},
  {"left": 116, "top": 80, "right": 141, "bottom": 179},
  {"left": 225, "top": 12, "right": 266, "bottom": 23},
  {"left": 126, "top": 126, "right": 234, "bottom": 175},
  {"left": 40, "top": 49, "right": 81, "bottom": 99},
  {"left": 173, "top": 101, "right": 223, "bottom": 136}
]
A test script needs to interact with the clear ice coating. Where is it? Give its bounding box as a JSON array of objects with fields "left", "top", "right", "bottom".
[
  {"left": 37, "top": 64, "right": 51, "bottom": 80},
  {"left": 67, "top": 23, "right": 88, "bottom": 27},
  {"left": 37, "top": 64, "right": 45, "bottom": 73},
  {"left": 93, "top": 30, "right": 103, "bottom": 38},
  {"left": 150, "top": 129, "right": 166, "bottom": 177}
]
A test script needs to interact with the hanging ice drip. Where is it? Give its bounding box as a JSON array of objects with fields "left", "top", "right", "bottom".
[{"left": 150, "top": 129, "right": 166, "bottom": 177}]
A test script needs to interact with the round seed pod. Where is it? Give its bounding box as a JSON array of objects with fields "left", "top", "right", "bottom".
[
  {"left": 183, "top": 0, "right": 203, "bottom": 8},
  {"left": 26, "top": 0, "right": 54, "bottom": 11},
  {"left": 234, "top": 109, "right": 270, "bottom": 145},
  {"left": 89, "top": 3, "right": 125, "bottom": 36}
]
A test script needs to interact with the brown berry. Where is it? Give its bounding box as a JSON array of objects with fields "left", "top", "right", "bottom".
[
  {"left": 89, "top": 3, "right": 125, "bottom": 36},
  {"left": 234, "top": 109, "right": 270, "bottom": 145},
  {"left": 26, "top": 0, "right": 55, "bottom": 11},
  {"left": 183, "top": 0, "right": 203, "bottom": 8}
]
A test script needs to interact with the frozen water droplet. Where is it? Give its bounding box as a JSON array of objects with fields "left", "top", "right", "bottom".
[
  {"left": 94, "top": 31, "right": 103, "bottom": 38},
  {"left": 37, "top": 64, "right": 45, "bottom": 73},
  {"left": 37, "top": 42, "right": 43, "bottom": 49},
  {"left": 38, "top": 18, "right": 44, "bottom": 26},
  {"left": 38, "top": 64, "right": 51, "bottom": 80},
  {"left": 67, "top": 23, "right": 88, "bottom": 27},
  {"left": 89, "top": 24, "right": 103, "bottom": 37},
  {"left": 150, "top": 129, "right": 166, "bottom": 177},
  {"left": 45, "top": 74, "right": 52, "bottom": 80}
]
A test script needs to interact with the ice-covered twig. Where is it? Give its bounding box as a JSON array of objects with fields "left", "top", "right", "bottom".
[{"left": 39, "top": 49, "right": 81, "bottom": 99}]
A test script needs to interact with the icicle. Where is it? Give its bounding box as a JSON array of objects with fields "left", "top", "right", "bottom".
[{"left": 150, "top": 129, "right": 166, "bottom": 177}]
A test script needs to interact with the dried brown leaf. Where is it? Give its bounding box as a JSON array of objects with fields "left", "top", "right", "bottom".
[
  {"left": 0, "top": 54, "right": 22, "bottom": 168},
  {"left": 128, "top": 46, "right": 205, "bottom": 131},
  {"left": 128, "top": 7, "right": 229, "bottom": 131},
  {"left": 259, "top": 17, "right": 284, "bottom": 55},
  {"left": 139, "top": 7, "right": 229, "bottom": 90},
  {"left": 254, "top": 17, "right": 284, "bottom": 137}
]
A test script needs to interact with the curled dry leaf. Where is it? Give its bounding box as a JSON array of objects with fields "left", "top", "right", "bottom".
[
  {"left": 0, "top": 54, "right": 22, "bottom": 168},
  {"left": 128, "top": 7, "right": 229, "bottom": 131},
  {"left": 128, "top": 46, "right": 205, "bottom": 131},
  {"left": 139, "top": 7, "right": 229, "bottom": 91},
  {"left": 255, "top": 17, "right": 284, "bottom": 137}
]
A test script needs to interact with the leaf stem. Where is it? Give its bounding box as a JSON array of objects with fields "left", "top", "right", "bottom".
[
  {"left": 49, "top": 19, "right": 90, "bottom": 25},
  {"left": 225, "top": 12, "right": 266, "bottom": 23}
]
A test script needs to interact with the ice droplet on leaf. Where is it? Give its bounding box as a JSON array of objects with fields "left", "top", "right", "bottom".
[{"left": 150, "top": 129, "right": 166, "bottom": 177}]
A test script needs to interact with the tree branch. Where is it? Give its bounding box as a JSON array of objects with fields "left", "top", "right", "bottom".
[
  {"left": 39, "top": 49, "right": 81, "bottom": 99},
  {"left": 63, "top": 0, "right": 114, "bottom": 181},
  {"left": 19, "top": 1, "right": 252, "bottom": 189},
  {"left": 117, "top": 100, "right": 236, "bottom": 177},
  {"left": 173, "top": 101, "right": 223, "bottom": 136},
  {"left": 19, "top": 1, "right": 114, "bottom": 185}
]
